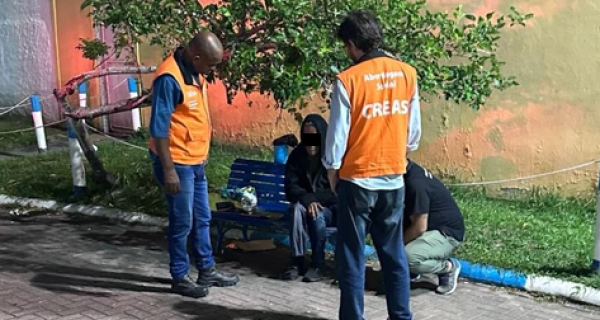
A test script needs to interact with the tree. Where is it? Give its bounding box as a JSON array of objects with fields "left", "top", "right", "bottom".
[
  {"left": 69, "top": 0, "right": 531, "bottom": 190},
  {"left": 79, "top": 0, "right": 532, "bottom": 112}
]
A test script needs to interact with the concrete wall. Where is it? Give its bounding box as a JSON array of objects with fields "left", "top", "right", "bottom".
[
  {"left": 7, "top": 0, "right": 596, "bottom": 194},
  {"left": 0, "top": 0, "right": 59, "bottom": 120},
  {"left": 141, "top": 0, "right": 598, "bottom": 195},
  {"left": 178, "top": 0, "right": 599, "bottom": 196},
  {"left": 418, "top": 0, "right": 600, "bottom": 196}
]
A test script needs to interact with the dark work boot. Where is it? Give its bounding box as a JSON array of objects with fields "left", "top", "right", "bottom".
[
  {"left": 197, "top": 267, "right": 240, "bottom": 287},
  {"left": 302, "top": 267, "right": 323, "bottom": 282},
  {"left": 282, "top": 256, "right": 306, "bottom": 281},
  {"left": 171, "top": 275, "right": 209, "bottom": 298}
]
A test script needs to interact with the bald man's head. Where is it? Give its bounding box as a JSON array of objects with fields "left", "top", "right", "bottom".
[{"left": 185, "top": 31, "right": 224, "bottom": 75}]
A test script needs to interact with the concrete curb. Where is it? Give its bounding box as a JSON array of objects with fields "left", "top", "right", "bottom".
[
  {"left": 0, "top": 194, "right": 167, "bottom": 227},
  {"left": 456, "top": 259, "right": 600, "bottom": 307},
  {"left": 2, "top": 193, "right": 600, "bottom": 307}
]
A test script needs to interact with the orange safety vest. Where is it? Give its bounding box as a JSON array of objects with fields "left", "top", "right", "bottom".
[
  {"left": 149, "top": 55, "right": 212, "bottom": 165},
  {"left": 337, "top": 56, "right": 417, "bottom": 179}
]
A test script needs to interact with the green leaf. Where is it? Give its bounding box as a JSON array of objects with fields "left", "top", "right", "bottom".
[{"left": 80, "top": 0, "right": 531, "bottom": 111}]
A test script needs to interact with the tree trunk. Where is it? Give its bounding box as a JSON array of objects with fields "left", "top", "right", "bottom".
[{"left": 71, "top": 118, "right": 117, "bottom": 187}]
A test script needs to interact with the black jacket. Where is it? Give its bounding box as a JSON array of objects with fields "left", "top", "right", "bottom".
[{"left": 284, "top": 114, "right": 337, "bottom": 209}]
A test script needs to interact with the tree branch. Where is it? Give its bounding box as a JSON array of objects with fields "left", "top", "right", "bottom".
[
  {"left": 53, "top": 66, "right": 157, "bottom": 100},
  {"left": 66, "top": 94, "right": 151, "bottom": 120}
]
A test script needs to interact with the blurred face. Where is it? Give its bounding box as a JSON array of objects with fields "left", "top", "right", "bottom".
[
  {"left": 302, "top": 124, "right": 319, "bottom": 156},
  {"left": 192, "top": 52, "right": 223, "bottom": 75}
]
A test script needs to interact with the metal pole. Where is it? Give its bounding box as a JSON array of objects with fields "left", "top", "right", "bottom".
[{"left": 592, "top": 162, "right": 600, "bottom": 273}]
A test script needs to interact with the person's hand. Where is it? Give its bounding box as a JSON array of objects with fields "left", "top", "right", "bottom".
[
  {"left": 327, "top": 169, "right": 339, "bottom": 195},
  {"left": 163, "top": 168, "right": 180, "bottom": 194},
  {"left": 307, "top": 202, "right": 323, "bottom": 220}
]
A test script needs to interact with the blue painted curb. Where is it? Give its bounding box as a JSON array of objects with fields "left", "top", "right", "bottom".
[{"left": 454, "top": 259, "right": 528, "bottom": 289}]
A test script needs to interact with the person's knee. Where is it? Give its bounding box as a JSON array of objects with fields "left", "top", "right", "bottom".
[
  {"left": 291, "top": 203, "right": 306, "bottom": 218},
  {"left": 406, "top": 249, "right": 426, "bottom": 273},
  {"left": 169, "top": 220, "right": 192, "bottom": 238},
  {"left": 315, "top": 210, "right": 327, "bottom": 223}
]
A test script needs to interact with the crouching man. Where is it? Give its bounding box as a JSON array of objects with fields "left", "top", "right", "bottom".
[
  {"left": 282, "top": 114, "right": 337, "bottom": 282},
  {"left": 404, "top": 160, "right": 465, "bottom": 295}
]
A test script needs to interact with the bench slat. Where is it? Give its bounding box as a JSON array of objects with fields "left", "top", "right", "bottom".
[
  {"left": 232, "top": 160, "right": 286, "bottom": 173},
  {"left": 259, "top": 202, "right": 290, "bottom": 213},
  {"left": 228, "top": 171, "right": 285, "bottom": 185},
  {"left": 234, "top": 158, "right": 286, "bottom": 168},
  {"left": 231, "top": 163, "right": 285, "bottom": 175},
  {"left": 227, "top": 181, "right": 287, "bottom": 197}
]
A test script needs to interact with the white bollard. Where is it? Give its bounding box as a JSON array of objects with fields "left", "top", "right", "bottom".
[
  {"left": 78, "top": 82, "right": 98, "bottom": 152},
  {"left": 78, "top": 83, "right": 87, "bottom": 110},
  {"left": 128, "top": 77, "right": 142, "bottom": 132},
  {"left": 592, "top": 163, "right": 600, "bottom": 273},
  {"left": 67, "top": 121, "right": 86, "bottom": 197},
  {"left": 30, "top": 95, "right": 47, "bottom": 153}
]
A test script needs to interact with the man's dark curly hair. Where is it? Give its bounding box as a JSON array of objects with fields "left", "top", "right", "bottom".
[{"left": 337, "top": 10, "right": 384, "bottom": 53}]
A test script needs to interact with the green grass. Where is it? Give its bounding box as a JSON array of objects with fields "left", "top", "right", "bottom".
[
  {"left": 451, "top": 188, "right": 600, "bottom": 288},
  {"left": 1, "top": 133, "right": 600, "bottom": 289},
  {"left": 0, "top": 134, "right": 271, "bottom": 214},
  {"left": 0, "top": 116, "right": 63, "bottom": 152}
]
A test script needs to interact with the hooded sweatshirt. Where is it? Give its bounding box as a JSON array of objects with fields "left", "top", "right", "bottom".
[{"left": 284, "top": 114, "right": 337, "bottom": 209}]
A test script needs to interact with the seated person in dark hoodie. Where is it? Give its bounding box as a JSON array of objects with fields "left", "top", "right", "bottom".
[{"left": 282, "top": 114, "right": 337, "bottom": 282}]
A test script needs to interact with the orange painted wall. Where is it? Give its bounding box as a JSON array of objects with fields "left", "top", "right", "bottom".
[
  {"left": 52, "top": 0, "right": 99, "bottom": 110},
  {"left": 414, "top": 0, "right": 600, "bottom": 196},
  {"left": 137, "top": 0, "right": 327, "bottom": 147},
  {"left": 139, "top": 40, "right": 327, "bottom": 146},
  {"left": 54, "top": 0, "right": 600, "bottom": 195}
]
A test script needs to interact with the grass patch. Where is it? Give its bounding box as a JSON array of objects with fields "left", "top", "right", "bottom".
[
  {"left": 451, "top": 187, "right": 600, "bottom": 288},
  {"left": 1, "top": 135, "right": 599, "bottom": 289},
  {"left": 0, "top": 116, "right": 63, "bottom": 152},
  {"left": 0, "top": 133, "right": 271, "bottom": 214}
]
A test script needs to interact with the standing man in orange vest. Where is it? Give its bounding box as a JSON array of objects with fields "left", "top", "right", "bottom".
[
  {"left": 149, "top": 32, "right": 239, "bottom": 298},
  {"left": 323, "top": 10, "right": 421, "bottom": 320}
]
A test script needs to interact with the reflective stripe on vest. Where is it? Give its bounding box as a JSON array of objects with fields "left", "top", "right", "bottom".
[{"left": 337, "top": 57, "right": 417, "bottom": 179}]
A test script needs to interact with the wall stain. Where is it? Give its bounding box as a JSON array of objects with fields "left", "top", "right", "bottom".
[
  {"left": 487, "top": 128, "right": 504, "bottom": 151},
  {"left": 134, "top": 0, "right": 600, "bottom": 195}
]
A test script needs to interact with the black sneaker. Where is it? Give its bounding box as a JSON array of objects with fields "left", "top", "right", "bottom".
[
  {"left": 436, "top": 258, "right": 461, "bottom": 295},
  {"left": 282, "top": 266, "right": 301, "bottom": 281},
  {"left": 302, "top": 268, "right": 323, "bottom": 282},
  {"left": 171, "top": 275, "right": 209, "bottom": 298},
  {"left": 197, "top": 267, "right": 240, "bottom": 287}
]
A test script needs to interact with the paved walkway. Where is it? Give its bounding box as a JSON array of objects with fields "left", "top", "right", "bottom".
[{"left": 0, "top": 207, "right": 598, "bottom": 320}]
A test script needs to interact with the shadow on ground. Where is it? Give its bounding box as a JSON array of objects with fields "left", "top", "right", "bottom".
[
  {"left": 0, "top": 255, "right": 171, "bottom": 297},
  {"left": 173, "top": 300, "right": 329, "bottom": 320},
  {"left": 0, "top": 209, "right": 436, "bottom": 302},
  {"left": 81, "top": 229, "right": 167, "bottom": 251}
]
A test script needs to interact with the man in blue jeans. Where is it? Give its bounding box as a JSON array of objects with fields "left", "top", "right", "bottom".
[
  {"left": 324, "top": 10, "right": 421, "bottom": 320},
  {"left": 149, "top": 31, "right": 239, "bottom": 298},
  {"left": 282, "top": 114, "right": 337, "bottom": 283}
]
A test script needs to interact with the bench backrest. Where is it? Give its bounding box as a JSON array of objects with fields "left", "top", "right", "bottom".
[{"left": 226, "top": 158, "right": 290, "bottom": 213}]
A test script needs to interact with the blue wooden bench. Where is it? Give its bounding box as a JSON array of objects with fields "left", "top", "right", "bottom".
[{"left": 212, "top": 158, "right": 337, "bottom": 254}]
